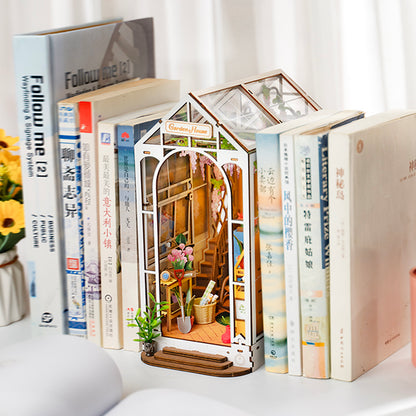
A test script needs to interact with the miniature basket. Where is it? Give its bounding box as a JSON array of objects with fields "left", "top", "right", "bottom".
[{"left": 193, "top": 297, "right": 217, "bottom": 324}]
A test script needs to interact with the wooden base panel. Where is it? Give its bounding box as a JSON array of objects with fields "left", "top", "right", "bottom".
[{"left": 141, "top": 347, "right": 252, "bottom": 377}]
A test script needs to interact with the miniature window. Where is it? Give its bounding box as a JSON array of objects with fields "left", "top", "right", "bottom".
[
  {"left": 170, "top": 104, "right": 188, "bottom": 122},
  {"left": 220, "top": 134, "right": 237, "bottom": 151},
  {"left": 145, "top": 272, "right": 157, "bottom": 304},
  {"left": 144, "top": 128, "right": 161, "bottom": 145},
  {"left": 245, "top": 75, "right": 315, "bottom": 122},
  {"left": 234, "top": 285, "right": 246, "bottom": 338},
  {"left": 163, "top": 134, "right": 189, "bottom": 147},
  {"left": 157, "top": 153, "right": 193, "bottom": 258},
  {"left": 223, "top": 163, "right": 243, "bottom": 220},
  {"left": 199, "top": 86, "right": 276, "bottom": 141},
  {"left": 140, "top": 157, "right": 158, "bottom": 211},
  {"left": 232, "top": 223, "right": 244, "bottom": 283},
  {"left": 190, "top": 104, "right": 209, "bottom": 124},
  {"left": 143, "top": 213, "right": 155, "bottom": 270}
]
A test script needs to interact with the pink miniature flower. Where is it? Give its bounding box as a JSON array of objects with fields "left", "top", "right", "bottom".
[
  {"left": 184, "top": 246, "right": 193, "bottom": 256},
  {"left": 178, "top": 243, "right": 185, "bottom": 250}
]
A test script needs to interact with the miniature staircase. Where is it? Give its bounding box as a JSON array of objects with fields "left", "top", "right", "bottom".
[
  {"left": 141, "top": 347, "right": 251, "bottom": 377},
  {"left": 194, "top": 238, "right": 218, "bottom": 297}
]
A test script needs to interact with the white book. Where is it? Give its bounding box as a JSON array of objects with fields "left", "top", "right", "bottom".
[
  {"left": 13, "top": 18, "right": 155, "bottom": 335},
  {"left": 288, "top": 110, "right": 364, "bottom": 379},
  {"left": 329, "top": 110, "right": 416, "bottom": 381},
  {"left": 115, "top": 103, "right": 177, "bottom": 351},
  {"left": 80, "top": 79, "right": 180, "bottom": 349},
  {"left": 58, "top": 81, "right": 168, "bottom": 345}
]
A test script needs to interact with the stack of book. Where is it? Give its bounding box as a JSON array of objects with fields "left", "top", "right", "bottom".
[
  {"left": 13, "top": 17, "right": 180, "bottom": 351},
  {"left": 256, "top": 109, "right": 416, "bottom": 381}
]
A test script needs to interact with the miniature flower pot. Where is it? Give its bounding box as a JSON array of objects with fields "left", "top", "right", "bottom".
[
  {"left": 0, "top": 247, "right": 26, "bottom": 327},
  {"left": 143, "top": 341, "right": 156, "bottom": 357}
]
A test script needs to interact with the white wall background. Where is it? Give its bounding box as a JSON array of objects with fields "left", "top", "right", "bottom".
[{"left": 1, "top": 0, "right": 416, "bottom": 137}]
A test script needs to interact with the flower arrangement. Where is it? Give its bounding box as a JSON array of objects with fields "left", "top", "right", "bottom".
[
  {"left": 167, "top": 233, "right": 194, "bottom": 271},
  {"left": 0, "top": 129, "right": 24, "bottom": 253}
]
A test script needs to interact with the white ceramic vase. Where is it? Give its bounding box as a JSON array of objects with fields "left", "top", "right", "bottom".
[{"left": 0, "top": 246, "right": 26, "bottom": 326}]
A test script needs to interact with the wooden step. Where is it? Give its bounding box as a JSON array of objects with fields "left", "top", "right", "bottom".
[
  {"left": 154, "top": 350, "right": 232, "bottom": 370},
  {"left": 162, "top": 346, "right": 226, "bottom": 362},
  {"left": 141, "top": 349, "right": 252, "bottom": 377},
  {"left": 203, "top": 249, "right": 215, "bottom": 262}
]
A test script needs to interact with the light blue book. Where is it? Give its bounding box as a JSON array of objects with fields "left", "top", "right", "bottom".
[{"left": 256, "top": 111, "right": 330, "bottom": 373}]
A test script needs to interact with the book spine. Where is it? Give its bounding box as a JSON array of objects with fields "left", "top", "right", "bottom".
[
  {"left": 13, "top": 35, "right": 67, "bottom": 334},
  {"left": 295, "top": 133, "right": 330, "bottom": 379},
  {"left": 98, "top": 121, "right": 122, "bottom": 349},
  {"left": 117, "top": 124, "right": 139, "bottom": 351},
  {"left": 79, "top": 102, "right": 102, "bottom": 346},
  {"left": 58, "top": 102, "right": 87, "bottom": 337},
  {"left": 280, "top": 134, "right": 302, "bottom": 376},
  {"left": 329, "top": 133, "right": 352, "bottom": 381},
  {"left": 256, "top": 132, "right": 288, "bottom": 373}
]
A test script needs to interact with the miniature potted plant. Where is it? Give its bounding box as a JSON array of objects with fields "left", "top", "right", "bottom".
[
  {"left": 128, "top": 292, "right": 169, "bottom": 356},
  {"left": 168, "top": 233, "right": 194, "bottom": 333},
  {"left": 0, "top": 129, "right": 26, "bottom": 327},
  {"left": 172, "top": 286, "right": 195, "bottom": 327}
]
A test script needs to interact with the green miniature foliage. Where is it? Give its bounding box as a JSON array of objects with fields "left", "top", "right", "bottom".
[
  {"left": 175, "top": 233, "right": 187, "bottom": 245},
  {"left": 172, "top": 287, "right": 195, "bottom": 317},
  {"left": 127, "top": 292, "right": 169, "bottom": 343}
]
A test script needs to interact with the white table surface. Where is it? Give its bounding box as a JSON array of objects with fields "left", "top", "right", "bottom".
[{"left": 1, "top": 316, "right": 416, "bottom": 416}]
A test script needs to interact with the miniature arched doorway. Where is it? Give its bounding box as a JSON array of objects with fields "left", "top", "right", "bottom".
[{"left": 154, "top": 149, "right": 239, "bottom": 347}]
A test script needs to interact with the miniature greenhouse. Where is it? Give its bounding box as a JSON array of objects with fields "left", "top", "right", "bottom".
[{"left": 134, "top": 69, "right": 320, "bottom": 375}]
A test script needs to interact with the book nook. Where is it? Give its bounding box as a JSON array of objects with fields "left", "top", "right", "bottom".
[
  {"left": 133, "top": 70, "right": 320, "bottom": 375},
  {"left": 3, "top": 13, "right": 416, "bottom": 416}
]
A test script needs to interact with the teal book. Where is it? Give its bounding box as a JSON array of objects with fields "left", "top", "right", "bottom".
[{"left": 256, "top": 111, "right": 328, "bottom": 373}]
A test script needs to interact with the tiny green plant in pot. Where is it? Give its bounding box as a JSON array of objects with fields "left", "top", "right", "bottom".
[
  {"left": 128, "top": 293, "right": 169, "bottom": 356},
  {"left": 173, "top": 286, "right": 195, "bottom": 327}
]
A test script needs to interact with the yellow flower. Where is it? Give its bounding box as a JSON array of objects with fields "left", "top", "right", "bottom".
[
  {"left": 0, "top": 200, "right": 25, "bottom": 235},
  {"left": 6, "top": 161, "right": 22, "bottom": 185},
  {"left": 0, "top": 130, "right": 19, "bottom": 152},
  {"left": 0, "top": 149, "right": 20, "bottom": 165}
]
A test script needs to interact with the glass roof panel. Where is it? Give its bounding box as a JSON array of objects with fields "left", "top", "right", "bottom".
[
  {"left": 245, "top": 75, "right": 316, "bottom": 122},
  {"left": 199, "top": 86, "right": 276, "bottom": 142}
]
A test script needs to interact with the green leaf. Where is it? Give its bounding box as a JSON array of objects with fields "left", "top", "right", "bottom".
[{"left": 175, "top": 233, "right": 187, "bottom": 245}]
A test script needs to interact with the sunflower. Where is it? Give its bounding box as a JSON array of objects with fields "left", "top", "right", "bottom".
[
  {"left": 0, "top": 200, "right": 25, "bottom": 235},
  {"left": 6, "top": 160, "right": 22, "bottom": 185},
  {"left": 0, "top": 129, "right": 19, "bottom": 152}
]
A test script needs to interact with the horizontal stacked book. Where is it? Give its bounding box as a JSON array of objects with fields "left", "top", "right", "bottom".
[{"left": 256, "top": 109, "right": 416, "bottom": 381}]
